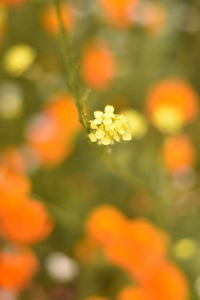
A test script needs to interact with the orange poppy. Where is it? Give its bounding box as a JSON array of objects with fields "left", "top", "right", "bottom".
[
  {"left": 0, "top": 167, "right": 30, "bottom": 200},
  {"left": 86, "top": 206, "right": 169, "bottom": 281},
  {"left": 0, "top": 198, "right": 53, "bottom": 244},
  {"left": 104, "top": 219, "right": 168, "bottom": 281},
  {"left": 86, "top": 205, "right": 128, "bottom": 246},
  {"left": 143, "top": 261, "right": 188, "bottom": 300},
  {"left": 45, "top": 93, "right": 80, "bottom": 134},
  {"left": 26, "top": 94, "right": 80, "bottom": 167},
  {"left": 0, "top": 247, "right": 38, "bottom": 293},
  {"left": 27, "top": 114, "right": 72, "bottom": 166},
  {"left": 81, "top": 41, "right": 116, "bottom": 90},
  {"left": 41, "top": 3, "right": 75, "bottom": 35},
  {"left": 128, "top": 219, "right": 168, "bottom": 280},
  {"left": 162, "top": 135, "right": 196, "bottom": 172},
  {"left": 98, "top": 0, "right": 138, "bottom": 28}
]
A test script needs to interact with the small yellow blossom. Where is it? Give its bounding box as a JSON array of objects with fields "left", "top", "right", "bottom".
[{"left": 88, "top": 105, "right": 132, "bottom": 145}]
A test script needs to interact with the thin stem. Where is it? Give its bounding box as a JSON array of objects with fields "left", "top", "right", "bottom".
[
  {"left": 53, "top": 0, "right": 89, "bottom": 130},
  {"left": 53, "top": 0, "right": 71, "bottom": 83}
]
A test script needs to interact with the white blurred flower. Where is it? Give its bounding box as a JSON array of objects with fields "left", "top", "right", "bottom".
[
  {"left": 20, "top": 145, "right": 41, "bottom": 173},
  {"left": 195, "top": 276, "right": 200, "bottom": 298},
  {"left": 0, "top": 289, "right": 16, "bottom": 300},
  {"left": 0, "top": 82, "right": 23, "bottom": 119},
  {"left": 172, "top": 167, "right": 196, "bottom": 191},
  {"left": 45, "top": 252, "right": 79, "bottom": 282}
]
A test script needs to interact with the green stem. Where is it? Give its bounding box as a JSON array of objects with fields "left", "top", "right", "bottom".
[
  {"left": 53, "top": 0, "right": 89, "bottom": 130},
  {"left": 53, "top": 0, "right": 70, "bottom": 81}
]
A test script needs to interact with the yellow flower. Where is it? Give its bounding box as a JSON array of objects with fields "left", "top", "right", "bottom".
[
  {"left": 88, "top": 105, "right": 132, "bottom": 145},
  {"left": 3, "top": 44, "right": 36, "bottom": 77}
]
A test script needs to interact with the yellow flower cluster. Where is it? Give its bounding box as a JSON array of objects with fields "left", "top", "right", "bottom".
[{"left": 88, "top": 105, "right": 132, "bottom": 145}]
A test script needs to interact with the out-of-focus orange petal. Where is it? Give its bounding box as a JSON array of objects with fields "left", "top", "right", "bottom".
[
  {"left": 87, "top": 206, "right": 169, "bottom": 281},
  {"left": 104, "top": 219, "right": 168, "bottom": 280},
  {"left": 128, "top": 219, "right": 168, "bottom": 279},
  {"left": 0, "top": 167, "right": 30, "bottom": 200},
  {"left": 0, "top": 198, "right": 53, "bottom": 244},
  {"left": 45, "top": 94, "right": 80, "bottom": 134},
  {"left": 81, "top": 41, "right": 116, "bottom": 90},
  {"left": 98, "top": 0, "right": 138, "bottom": 28},
  {"left": 86, "top": 205, "right": 127, "bottom": 246},
  {"left": 26, "top": 94, "right": 80, "bottom": 167},
  {"left": 0, "top": 247, "right": 38, "bottom": 293},
  {"left": 162, "top": 135, "right": 196, "bottom": 172},
  {"left": 143, "top": 261, "right": 188, "bottom": 300},
  {"left": 41, "top": 3, "right": 75, "bottom": 35}
]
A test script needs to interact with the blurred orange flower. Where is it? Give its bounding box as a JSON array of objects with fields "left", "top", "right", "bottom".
[
  {"left": 146, "top": 79, "right": 198, "bottom": 133},
  {"left": 41, "top": 3, "right": 75, "bottom": 35},
  {"left": 128, "top": 219, "right": 168, "bottom": 280},
  {"left": 26, "top": 94, "right": 80, "bottom": 167},
  {"left": 162, "top": 135, "right": 196, "bottom": 172},
  {"left": 0, "top": 247, "right": 38, "bottom": 293},
  {"left": 98, "top": 0, "right": 138, "bottom": 28},
  {"left": 118, "top": 261, "right": 188, "bottom": 300},
  {"left": 0, "top": 167, "right": 30, "bottom": 200},
  {"left": 27, "top": 115, "right": 71, "bottom": 166},
  {"left": 86, "top": 206, "right": 168, "bottom": 280},
  {"left": 143, "top": 261, "right": 188, "bottom": 300},
  {"left": 104, "top": 219, "right": 168, "bottom": 281},
  {"left": 86, "top": 205, "right": 127, "bottom": 246},
  {"left": 45, "top": 94, "right": 80, "bottom": 134},
  {"left": 118, "top": 287, "right": 150, "bottom": 300},
  {"left": 81, "top": 41, "right": 116, "bottom": 90},
  {"left": 0, "top": 198, "right": 53, "bottom": 244}
]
